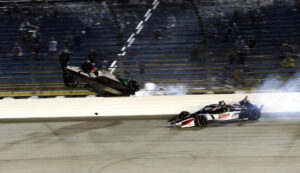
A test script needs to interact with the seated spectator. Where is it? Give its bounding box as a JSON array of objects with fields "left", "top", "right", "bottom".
[
  {"left": 167, "top": 16, "right": 176, "bottom": 28},
  {"left": 97, "top": 50, "right": 108, "bottom": 69},
  {"left": 52, "top": 8, "right": 59, "bottom": 18},
  {"left": 130, "top": 12, "right": 138, "bottom": 24},
  {"left": 164, "top": 27, "right": 172, "bottom": 39},
  {"left": 101, "top": 59, "right": 109, "bottom": 71},
  {"left": 288, "top": 40, "right": 299, "bottom": 57},
  {"left": 220, "top": 66, "right": 232, "bottom": 86},
  {"left": 235, "top": 36, "right": 247, "bottom": 49},
  {"left": 123, "top": 12, "right": 131, "bottom": 25},
  {"left": 281, "top": 56, "right": 295, "bottom": 68},
  {"left": 236, "top": 47, "right": 248, "bottom": 65},
  {"left": 279, "top": 42, "right": 294, "bottom": 59},
  {"left": 249, "top": 9, "right": 265, "bottom": 24},
  {"left": 73, "top": 32, "right": 84, "bottom": 48},
  {"left": 191, "top": 42, "right": 200, "bottom": 61},
  {"left": 233, "top": 67, "right": 245, "bottom": 87},
  {"left": 20, "top": 19, "right": 39, "bottom": 44},
  {"left": 153, "top": 28, "right": 162, "bottom": 40},
  {"left": 19, "top": 19, "right": 31, "bottom": 31},
  {"left": 48, "top": 37, "right": 58, "bottom": 57},
  {"left": 29, "top": 30, "right": 41, "bottom": 44},
  {"left": 63, "top": 32, "right": 73, "bottom": 48},
  {"left": 235, "top": 37, "right": 249, "bottom": 64},
  {"left": 81, "top": 15, "right": 93, "bottom": 34},
  {"left": 87, "top": 49, "right": 97, "bottom": 63},
  {"left": 247, "top": 37, "right": 256, "bottom": 49},
  {"left": 119, "top": 20, "right": 125, "bottom": 33},
  {"left": 207, "top": 24, "right": 218, "bottom": 38},
  {"left": 32, "top": 17, "right": 41, "bottom": 27},
  {"left": 226, "top": 50, "right": 236, "bottom": 65},
  {"left": 199, "top": 42, "right": 212, "bottom": 64},
  {"left": 222, "top": 24, "right": 234, "bottom": 41},
  {"left": 9, "top": 43, "right": 23, "bottom": 57},
  {"left": 11, "top": 2, "right": 22, "bottom": 18},
  {"left": 31, "top": 42, "right": 41, "bottom": 59},
  {"left": 43, "top": 7, "right": 53, "bottom": 20},
  {"left": 59, "top": 47, "right": 71, "bottom": 71}
]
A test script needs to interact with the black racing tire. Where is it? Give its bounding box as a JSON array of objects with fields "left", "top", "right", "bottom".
[
  {"left": 63, "top": 71, "right": 78, "bottom": 87},
  {"left": 238, "top": 111, "right": 247, "bottom": 119},
  {"left": 128, "top": 80, "right": 140, "bottom": 92},
  {"left": 248, "top": 109, "right": 261, "bottom": 120},
  {"left": 81, "top": 60, "right": 93, "bottom": 73},
  {"left": 194, "top": 115, "right": 207, "bottom": 127}
]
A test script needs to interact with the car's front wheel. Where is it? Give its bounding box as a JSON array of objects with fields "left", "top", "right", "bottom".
[
  {"left": 195, "top": 115, "right": 207, "bottom": 127},
  {"left": 248, "top": 109, "right": 261, "bottom": 120},
  {"left": 129, "top": 80, "right": 140, "bottom": 92}
]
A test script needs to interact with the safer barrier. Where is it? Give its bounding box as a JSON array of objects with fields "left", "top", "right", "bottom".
[{"left": 0, "top": 92, "right": 299, "bottom": 119}]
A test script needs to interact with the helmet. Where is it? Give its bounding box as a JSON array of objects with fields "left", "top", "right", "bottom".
[
  {"left": 179, "top": 111, "right": 191, "bottom": 120},
  {"left": 219, "top": 101, "right": 226, "bottom": 107}
]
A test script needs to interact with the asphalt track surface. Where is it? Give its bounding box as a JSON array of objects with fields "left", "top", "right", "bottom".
[{"left": 0, "top": 113, "right": 299, "bottom": 173}]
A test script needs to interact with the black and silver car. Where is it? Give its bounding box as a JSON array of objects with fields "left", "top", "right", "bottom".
[
  {"left": 63, "top": 61, "right": 139, "bottom": 96},
  {"left": 168, "top": 97, "right": 263, "bottom": 128}
]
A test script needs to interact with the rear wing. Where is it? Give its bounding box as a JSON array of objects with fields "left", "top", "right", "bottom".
[{"left": 259, "top": 105, "right": 264, "bottom": 111}]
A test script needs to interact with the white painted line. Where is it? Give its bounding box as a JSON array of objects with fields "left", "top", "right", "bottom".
[
  {"left": 110, "top": 0, "right": 160, "bottom": 74},
  {"left": 144, "top": 9, "right": 152, "bottom": 17},
  {"left": 121, "top": 46, "right": 126, "bottom": 52},
  {"left": 109, "top": 65, "right": 117, "bottom": 74},
  {"left": 153, "top": 1, "right": 159, "bottom": 9},
  {"left": 109, "top": 60, "right": 117, "bottom": 68},
  {"left": 136, "top": 21, "right": 144, "bottom": 29},
  {"left": 128, "top": 38, "right": 135, "bottom": 47},
  {"left": 152, "top": 0, "right": 158, "bottom": 5},
  {"left": 127, "top": 33, "right": 135, "bottom": 43},
  {"left": 136, "top": 25, "right": 144, "bottom": 34},
  {"left": 145, "top": 13, "right": 152, "bottom": 22}
]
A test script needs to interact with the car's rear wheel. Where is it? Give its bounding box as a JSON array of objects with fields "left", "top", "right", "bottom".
[
  {"left": 195, "top": 115, "right": 207, "bottom": 127},
  {"left": 129, "top": 80, "right": 140, "bottom": 92},
  {"left": 248, "top": 109, "right": 261, "bottom": 120}
]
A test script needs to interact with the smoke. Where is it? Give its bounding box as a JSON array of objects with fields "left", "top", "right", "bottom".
[
  {"left": 134, "top": 82, "right": 188, "bottom": 97},
  {"left": 253, "top": 72, "right": 300, "bottom": 113}
]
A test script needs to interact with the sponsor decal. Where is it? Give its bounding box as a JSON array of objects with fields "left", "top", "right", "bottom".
[
  {"left": 182, "top": 118, "right": 194, "bottom": 126},
  {"left": 219, "top": 113, "right": 230, "bottom": 118}
]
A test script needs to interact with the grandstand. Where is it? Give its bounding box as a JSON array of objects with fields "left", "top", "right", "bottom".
[{"left": 0, "top": 0, "right": 299, "bottom": 97}]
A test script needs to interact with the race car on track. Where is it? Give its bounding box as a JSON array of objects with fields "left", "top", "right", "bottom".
[
  {"left": 63, "top": 60, "right": 140, "bottom": 96},
  {"left": 168, "top": 97, "right": 263, "bottom": 128}
]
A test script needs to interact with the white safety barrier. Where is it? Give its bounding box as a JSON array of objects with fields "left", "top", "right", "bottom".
[{"left": 0, "top": 92, "right": 300, "bottom": 119}]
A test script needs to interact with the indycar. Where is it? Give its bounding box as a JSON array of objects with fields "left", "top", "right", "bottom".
[
  {"left": 63, "top": 60, "right": 140, "bottom": 96},
  {"left": 168, "top": 97, "right": 263, "bottom": 128}
]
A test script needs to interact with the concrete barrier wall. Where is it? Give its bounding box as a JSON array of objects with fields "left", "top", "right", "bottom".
[{"left": 0, "top": 92, "right": 299, "bottom": 119}]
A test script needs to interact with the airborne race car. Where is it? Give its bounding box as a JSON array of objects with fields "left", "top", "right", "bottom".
[
  {"left": 63, "top": 61, "right": 140, "bottom": 96},
  {"left": 168, "top": 97, "right": 263, "bottom": 128}
]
